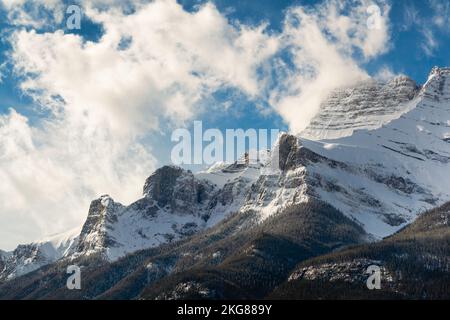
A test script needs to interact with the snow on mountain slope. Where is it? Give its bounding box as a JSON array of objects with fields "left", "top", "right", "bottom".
[
  {"left": 0, "top": 162, "right": 264, "bottom": 279},
  {"left": 205, "top": 67, "right": 450, "bottom": 240},
  {"left": 295, "top": 67, "right": 450, "bottom": 237},
  {"left": 72, "top": 164, "right": 262, "bottom": 261},
  {"left": 0, "top": 227, "right": 80, "bottom": 281},
  {"left": 301, "top": 75, "right": 419, "bottom": 139}
]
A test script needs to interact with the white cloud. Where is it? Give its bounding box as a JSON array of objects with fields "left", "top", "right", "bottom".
[
  {"left": 400, "top": 1, "right": 444, "bottom": 57},
  {"left": 429, "top": 0, "right": 450, "bottom": 29},
  {"left": 421, "top": 28, "right": 439, "bottom": 57},
  {"left": 374, "top": 65, "right": 399, "bottom": 82},
  {"left": 0, "top": 108, "right": 156, "bottom": 250},
  {"left": 401, "top": 3, "right": 420, "bottom": 31},
  {"left": 0, "top": 0, "right": 279, "bottom": 249},
  {"left": 268, "top": 0, "right": 390, "bottom": 133},
  {"left": 11, "top": 1, "right": 279, "bottom": 135},
  {"left": 0, "top": 0, "right": 64, "bottom": 28}
]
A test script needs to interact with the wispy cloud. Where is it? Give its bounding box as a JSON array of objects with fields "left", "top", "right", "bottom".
[
  {"left": 421, "top": 28, "right": 439, "bottom": 57},
  {"left": 401, "top": 3, "right": 420, "bottom": 31},
  {"left": 400, "top": 0, "right": 444, "bottom": 57},
  {"left": 374, "top": 65, "right": 402, "bottom": 82},
  {"left": 428, "top": 0, "right": 450, "bottom": 29},
  {"left": 268, "top": 0, "right": 391, "bottom": 133}
]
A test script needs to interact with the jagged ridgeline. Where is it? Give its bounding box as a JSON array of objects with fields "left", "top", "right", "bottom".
[{"left": 1, "top": 67, "right": 450, "bottom": 299}]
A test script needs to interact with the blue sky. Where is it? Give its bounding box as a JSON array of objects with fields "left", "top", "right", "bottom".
[
  {"left": 201, "top": 0, "right": 450, "bottom": 81},
  {"left": 0, "top": 0, "right": 450, "bottom": 249}
]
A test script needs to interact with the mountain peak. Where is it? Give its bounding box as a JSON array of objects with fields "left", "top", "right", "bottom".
[
  {"left": 430, "top": 66, "right": 450, "bottom": 77},
  {"left": 301, "top": 73, "right": 419, "bottom": 140},
  {"left": 73, "top": 196, "right": 124, "bottom": 258},
  {"left": 143, "top": 165, "right": 185, "bottom": 200}
]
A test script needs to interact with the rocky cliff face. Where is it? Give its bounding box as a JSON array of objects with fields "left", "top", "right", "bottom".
[
  {"left": 301, "top": 75, "right": 419, "bottom": 140},
  {"left": 73, "top": 195, "right": 124, "bottom": 258},
  {"left": 70, "top": 162, "right": 264, "bottom": 261},
  {"left": 143, "top": 166, "right": 215, "bottom": 217}
]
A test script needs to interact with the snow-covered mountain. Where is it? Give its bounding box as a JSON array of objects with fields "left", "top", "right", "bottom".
[
  {"left": 2, "top": 67, "right": 450, "bottom": 282},
  {"left": 70, "top": 162, "right": 272, "bottom": 261},
  {"left": 0, "top": 161, "right": 266, "bottom": 280},
  {"left": 301, "top": 75, "right": 419, "bottom": 140},
  {"left": 188, "top": 66, "right": 450, "bottom": 240},
  {"left": 296, "top": 67, "right": 450, "bottom": 237},
  {"left": 0, "top": 227, "right": 80, "bottom": 281}
]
